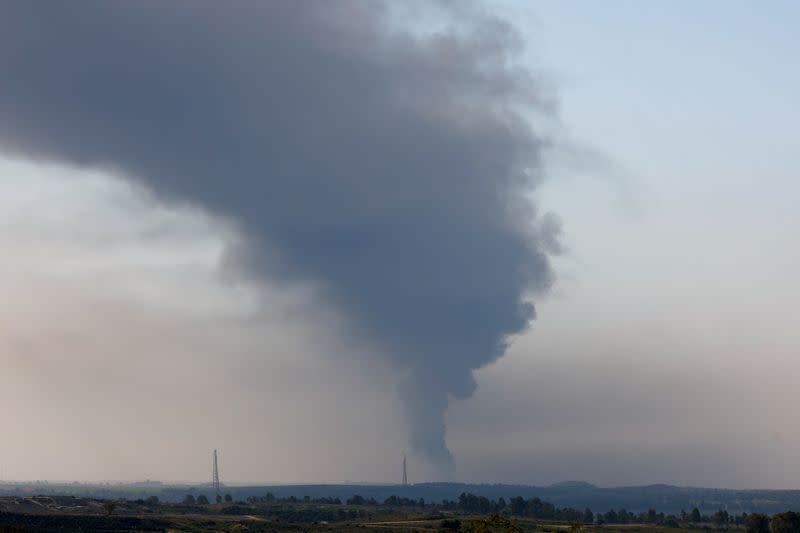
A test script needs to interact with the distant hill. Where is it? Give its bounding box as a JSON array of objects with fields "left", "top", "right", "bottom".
[
  {"left": 548, "top": 481, "right": 598, "bottom": 489},
  {"left": 3, "top": 481, "right": 800, "bottom": 514}
]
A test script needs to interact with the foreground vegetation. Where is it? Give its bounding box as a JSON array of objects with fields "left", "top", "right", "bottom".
[{"left": 0, "top": 491, "right": 798, "bottom": 533}]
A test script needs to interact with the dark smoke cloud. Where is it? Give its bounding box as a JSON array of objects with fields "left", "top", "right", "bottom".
[{"left": 0, "top": 2, "right": 557, "bottom": 476}]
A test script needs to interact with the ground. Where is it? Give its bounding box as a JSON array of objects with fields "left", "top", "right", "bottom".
[{"left": 0, "top": 497, "right": 734, "bottom": 533}]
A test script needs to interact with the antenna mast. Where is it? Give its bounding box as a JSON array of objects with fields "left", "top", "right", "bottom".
[
  {"left": 213, "top": 449, "right": 221, "bottom": 498},
  {"left": 402, "top": 454, "right": 408, "bottom": 486}
]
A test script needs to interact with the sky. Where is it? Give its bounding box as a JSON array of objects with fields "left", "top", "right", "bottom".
[{"left": 1, "top": 1, "right": 799, "bottom": 488}]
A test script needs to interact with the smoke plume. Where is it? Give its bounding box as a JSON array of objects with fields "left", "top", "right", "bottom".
[{"left": 0, "top": 2, "right": 558, "bottom": 477}]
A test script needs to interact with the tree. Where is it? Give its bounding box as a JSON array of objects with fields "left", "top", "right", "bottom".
[
  {"left": 103, "top": 500, "right": 117, "bottom": 516},
  {"left": 183, "top": 494, "right": 196, "bottom": 505},
  {"left": 690, "top": 508, "right": 702, "bottom": 522},
  {"left": 745, "top": 513, "right": 770, "bottom": 533},
  {"left": 145, "top": 495, "right": 159, "bottom": 506},
  {"left": 197, "top": 494, "right": 210, "bottom": 505},
  {"left": 509, "top": 497, "right": 526, "bottom": 516},
  {"left": 458, "top": 492, "right": 497, "bottom": 514},
  {"left": 225, "top": 493, "right": 233, "bottom": 503},
  {"left": 771, "top": 512, "right": 800, "bottom": 533},
  {"left": 525, "top": 497, "right": 555, "bottom": 519},
  {"left": 713, "top": 509, "right": 730, "bottom": 525},
  {"left": 347, "top": 495, "right": 366, "bottom": 505},
  {"left": 583, "top": 509, "right": 594, "bottom": 524}
]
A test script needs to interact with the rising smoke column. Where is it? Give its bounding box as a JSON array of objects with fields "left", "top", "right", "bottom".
[{"left": 0, "top": 1, "right": 558, "bottom": 477}]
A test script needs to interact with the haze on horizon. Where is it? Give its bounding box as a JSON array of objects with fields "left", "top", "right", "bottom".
[{"left": 1, "top": 1, "right": 799, "bottom": 490}]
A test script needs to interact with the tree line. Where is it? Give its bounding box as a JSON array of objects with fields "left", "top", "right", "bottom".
[
  {"left": 182, "top": 493, "right": 233, "bottom": 505},
  {"left": 176, "top": 489, "right": 800, "bottom": 533},
  {"left": 444, "top": 492, "right": 800, "bottom": 533},
  {"left": 745, "top": 512, "right": 800, "bottom": 533},
  {"left": 244, "top": 493, "right": 343, "bottom": 505}
]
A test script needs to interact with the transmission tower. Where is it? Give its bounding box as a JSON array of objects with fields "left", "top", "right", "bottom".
[
  {"left": 212, "top": 449, "right": 221, "bottom": 498},
  {"left": 402, "top": 454, "right": 408, "bottom": 485}
]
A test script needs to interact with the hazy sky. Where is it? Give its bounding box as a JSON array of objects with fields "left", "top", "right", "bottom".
[{"left": 2, "top": 1, "right": 800, "bottom": 488}]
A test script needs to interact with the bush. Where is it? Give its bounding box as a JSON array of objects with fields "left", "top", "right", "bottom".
[
  {"left": 745, "top": 513, "right": 769, "bottom": 533},
  {"left": 771, "top": 512, "right": 800, "bottom": 533}
]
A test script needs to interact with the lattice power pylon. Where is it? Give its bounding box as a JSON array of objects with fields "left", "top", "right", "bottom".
[{"left": 212, "top": 449, "right": 221, "bottom": 498}]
